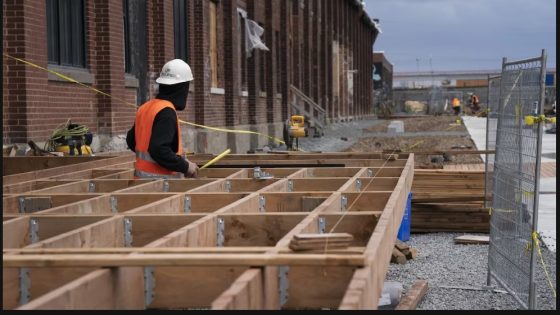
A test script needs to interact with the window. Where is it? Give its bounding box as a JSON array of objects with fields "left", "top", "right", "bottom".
[
  {"left": 209, "top": 1, "right": 222, "bottom": 88},
  {"left": 174, "top": 0, "right": 188, "bottom": 61},
  {"left": 123, "top": 0, "right": 131, "bottom": 73},
  {"left": 238, "top": 11, "right": 248, "bottom": 91},
  {"left": 276, "top": 31, "right": 281, "bottom": 93},
  {"left": 259, "top": 23, "right": 266, "bottom": 93},
  {"left": 47, "top": 0, "right": 86, "bottom": 67}
]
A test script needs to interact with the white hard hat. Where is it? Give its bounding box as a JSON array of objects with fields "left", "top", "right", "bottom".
[{"left": 156, "top": 59, "right": 194, "bottom": 85}]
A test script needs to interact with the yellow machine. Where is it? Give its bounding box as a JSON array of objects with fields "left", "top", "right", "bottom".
[
  {"left": 287, "top": 115, "right": 306, "bottom": 151},
  {"left": 55, "top": 144, "right": 94, "bottom": 156}
]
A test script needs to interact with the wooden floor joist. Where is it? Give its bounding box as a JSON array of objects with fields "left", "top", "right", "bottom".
[{"left": 3, "top": 153, "right": 414, "bottom": 310}]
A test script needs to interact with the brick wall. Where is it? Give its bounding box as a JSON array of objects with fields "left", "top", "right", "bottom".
[{"left": 3, "top": 0, "right": 377, "bottom": 146}]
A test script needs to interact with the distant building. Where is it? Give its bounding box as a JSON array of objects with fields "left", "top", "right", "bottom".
[
  {"left": 373, "top": 52, "right": 393, "bottom": 91},
  {"left": 372, "top": 52, "right": 393, "bottom": 112},
  {"left": 393, "top": 70, "right": 502, "bottom": 89}
]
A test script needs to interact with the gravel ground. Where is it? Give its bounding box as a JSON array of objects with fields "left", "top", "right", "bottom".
[
  {"left": 387, "top": 233, "right": 557, "bottom": 310},
  {"left": 296, "top": 117, "right": 557, "bottom": 310}
]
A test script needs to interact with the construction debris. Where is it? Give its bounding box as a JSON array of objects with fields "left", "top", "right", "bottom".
[
  {"left": 394, "top": 280, "right": 429, "bottom": 310},
  {"left": 391, "top": 239, "right": 418, "bottom": 264}
]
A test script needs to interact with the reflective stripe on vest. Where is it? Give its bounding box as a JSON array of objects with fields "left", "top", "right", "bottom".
[
  {"left": 134, "top": 169, "right": 184, "bottom": 179},
  {"left": 136, "top": 151, "right": 157, "bottom": 164},
  {"left": 134, "top": 99, "right": 184, "bottom": 178}
]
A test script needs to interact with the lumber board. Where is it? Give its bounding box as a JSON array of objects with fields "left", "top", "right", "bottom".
[
  {"left": 31, "top": 216, "right": 109, "bottom": 244},
  {"left": 3, "top": 156, "right": 112, "bottom": 176},
  {"left": 25, "top": 217, "right": 124, "bottom": 249},
  {"left": 222, "top": 214, "right": 307, "bottom": 247},
  {"left": 394, "top": 280, "right": 428, "bottom": 310},
  {"left": 338, "top": 267, "right": 375, "bottom": 310},
  {"left": 3, "top": 254, "right": 367, "bottom": 268},
  {"left": 344, "top": 192, "right": 392, "bottom": 212},
  {"left": 356, "top": 177, "right": 400, "bottom": 192},
  {"left": 320, "top": 214, "right": 380, "bottom": 246},
  {"left": 151, "top": 267, "right": 249, "bottom": 309},
  {"left": 283, "top": 266, "right": 356, "bottom": 309},
  {"left": 2, "top": 268, "right": 20, "bottom": 309},
  {"left": 16, "top": 269, "right": 143, "bottom": 310},
  {"left": 3, "top": 155, "right": 134, "bottom": 185},
  {"left": 225, "top": 179, "right": 281, "bottom": 193},
  {"left": 3, "top": 216, "right": 30, "bottom": 248},
  {"left": 164, "top": 179, "right": 218, "bottom": 192},
  {"left": 127, "top": 215, "right": 204, "bottom": 247},
  {"left": 182, "top": 193, "right": 250, "bottom": 213},
  {"left": 454, "top": 235, "right": 490, "bottom": 245},
  {"left": 211, "top": 269, "right": 264, "bottom": 310},
  {"left": 3, "top": 180, "right": 79, "bottom": 194},
  {"left": 120, "top": 194, "right": 184, "bottom": 215},
  {"left": 2, "top": 154, "right": 415, "bottom": 310},
  {"left": 4, "top": 247, "right": 273, "bottom": 255},
  {"left": 248, "top": 193, "right": 330, "bottom": 213},
  {"left": 288, "top": 178, "right": 349, "bottom": 192},
  {"left": 3, "top": 194, "right": 103, "bottom": 214},
  {"left": 144, "top": 216, "right": 217, "bottom": 248},
  {"left": 301, "top": 197, "right": 329, "bottom": 212}
]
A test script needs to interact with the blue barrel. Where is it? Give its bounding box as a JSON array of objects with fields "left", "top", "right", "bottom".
[{"left": 397, "top": 192, "right": 413, "bottom": 242}]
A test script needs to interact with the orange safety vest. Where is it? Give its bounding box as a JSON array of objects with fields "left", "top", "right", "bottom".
[
  {"left": 134, "top": 99, "right": 184, "bottom": 179},
  {"left": 452, "top": 98, "right": 461, "bottom": 108}
]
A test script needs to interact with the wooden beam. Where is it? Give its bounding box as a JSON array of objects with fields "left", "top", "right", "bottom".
[
  {"left": 3, "top": 254, "right": 367, "bottom": 268},
  {"left": 211, "top": 269, "right": 264, "bottom": 310},
  {"left": 394, "top": 280, "right": 428, "bottom": 310},
  {"left": 3, "top": 155, "right": 134, "bottom": 185}
]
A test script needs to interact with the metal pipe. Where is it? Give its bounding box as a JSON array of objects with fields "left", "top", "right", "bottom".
[{"left": 528, "top": 48, "right": 547, "bottom": 310}]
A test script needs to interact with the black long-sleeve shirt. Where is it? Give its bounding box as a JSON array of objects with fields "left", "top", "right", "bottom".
[{"left": 126, "top": 108, "right": 189, "bottom": 174}]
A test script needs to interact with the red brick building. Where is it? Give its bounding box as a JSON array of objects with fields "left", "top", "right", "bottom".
[{"left": 3, "top": 0, "right": 379, "bottom": 153}]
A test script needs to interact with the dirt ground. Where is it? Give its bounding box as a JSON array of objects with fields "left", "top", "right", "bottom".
[
  {"left": 346, "top": 135, "right": 483, "bottom": 168},
  {"left": 364, "top": 116, "right": 468, "bottom": 133},
  {"left": 345, "top": 116, "right": 484, "bottom": 168}
]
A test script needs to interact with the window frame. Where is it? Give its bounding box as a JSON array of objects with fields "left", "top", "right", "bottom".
[
  {"left": 174, "top": 0, "right": 188, "bottom": 62},
  {"left": 47, "top": 0, "right": 87, "bottom": 68}
]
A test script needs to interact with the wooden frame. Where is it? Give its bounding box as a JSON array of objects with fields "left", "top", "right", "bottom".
[{"left": 3, "top": 153, "right": 414, "bottom": 310}]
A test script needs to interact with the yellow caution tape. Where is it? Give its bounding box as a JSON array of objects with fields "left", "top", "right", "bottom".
[
  {"left": 3, "top": 53, "right": 285, "bottom": 145},
  {"left": 532, "top": 231, "right": 557, "bottom": 298},
  {"left": 201, "top": 149, "right": 231, "bottom": 169}
]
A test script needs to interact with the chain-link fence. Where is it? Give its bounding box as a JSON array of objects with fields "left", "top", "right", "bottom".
[
  {"left": 428, "top": 88, "right": 464, "bottom": 115},
  {"left": 485, "top": 75, "right": 501, "bottom": 208},
  {"left": 487, "top": 50, "right": 547, "bottom": 310}
]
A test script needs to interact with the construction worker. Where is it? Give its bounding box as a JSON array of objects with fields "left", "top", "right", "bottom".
[
  {"left": 452, "top": 97, "right": 461, "bottom": 116},
  {"left": 126, "top": 59, "right": 199, "bottom": 179},
  {"left": 469, "top": 93, "right": 480, "bottom": 114}
]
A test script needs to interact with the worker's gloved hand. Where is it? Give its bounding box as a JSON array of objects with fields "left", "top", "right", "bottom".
[{"left": 185, "top": 161, "right": 199, "bottom": 178}]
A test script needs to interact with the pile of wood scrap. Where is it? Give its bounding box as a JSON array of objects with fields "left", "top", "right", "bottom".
[
  {"left": 391, "top": 240, "right": 417, "bottom": 264},
  {"left": 411, "top": 169, "right": 489, "bottom": 233},
  {"left": 289, "top": 233, "right": 353, "bottom": 251}
]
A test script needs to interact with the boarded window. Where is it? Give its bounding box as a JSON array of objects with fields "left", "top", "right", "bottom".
[
  {"left": 259, "top": 23, "right": 267, "bottom": 93},
  {"left": 209, "top": 1, "right": 222, "bottom": 88},
  {"left": 47, "top": 0, "right": 86, "bottom": 68},
  {"left": 238, "top": 10, "right": 248, "bottom": 91}
]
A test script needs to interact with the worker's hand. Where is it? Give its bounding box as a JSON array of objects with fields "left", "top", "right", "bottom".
[{"left": 185, "top": 161, "right": 199, "bottom": 178}]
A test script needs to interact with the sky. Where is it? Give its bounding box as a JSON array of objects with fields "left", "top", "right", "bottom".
[{"left": 363, "top": 0, "right": 556, "bottom": 73}]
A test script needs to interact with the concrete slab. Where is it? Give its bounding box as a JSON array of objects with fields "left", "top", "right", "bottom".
[{"left": 462, "top": 116, "right": 556, "bottom": 252}]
